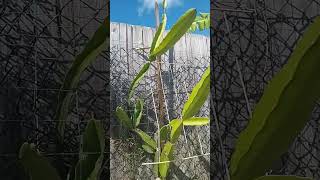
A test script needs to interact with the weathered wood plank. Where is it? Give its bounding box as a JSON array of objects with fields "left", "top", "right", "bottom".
[{"left": 110, "top": 22, "right": 210, "bottom": 63}]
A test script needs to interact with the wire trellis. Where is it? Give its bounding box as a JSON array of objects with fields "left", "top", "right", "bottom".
[{"left": 211, "top": 0, "right": 320, "bottom": 179}]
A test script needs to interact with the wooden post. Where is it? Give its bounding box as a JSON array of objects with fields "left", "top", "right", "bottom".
[{"left": 154, "top": 0, "right": 165, "bottom": 129}]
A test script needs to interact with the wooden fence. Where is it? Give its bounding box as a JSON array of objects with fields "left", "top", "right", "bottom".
[{"left": 110, "top": 22, "right": 210, "bottom": 61}]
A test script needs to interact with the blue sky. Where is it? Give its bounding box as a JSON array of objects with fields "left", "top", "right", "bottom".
[{"left": 111, "top": 0, "right": 210, "bottom": 36}]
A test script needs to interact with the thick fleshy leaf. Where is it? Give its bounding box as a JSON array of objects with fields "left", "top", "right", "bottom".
[
  {"left": 149, "top": 14, "right": 167, "bottom": 62},
  {"left": 66, "top": 163, "right": 76, "bottom": 180},
  {"left": 133, "top": 99, "right": 143, "bottom": 127},
  {"left": 189, "top": 23, "right": 197, "bottom": 32},
  {"left": 142, "top": 144, "right": 155, "bottom": 154},
  {"left": 19, "top": 143, "right": 61, "bottom": 180},
  {"left": 189, "top": 13, "right": 210, "bottom": 32},
  {"left": 159, "top": 142, "right": 174, "bottom": 178},
  {"left": 153, "top": 151, "right": 160, "bottom": 177},
  {"left": 56, "top": 17, "right": 109, "bottom": 140},
  {"left": 134, "top": 129, "right": 157, "bottom": 150},
  {"left": 160, "top": 125, "right": 170, "bottom": 142},
  {"left": 255, "top": 175, "right": 313, "bottom": 180},
  {"left": 200, "top": 13, "right": 209, "bottom": 18},
  {"left": 162, "top": 0, "right": 167, "bottom": 9},
  {"left": 169, "top": 119, "right": 182, "bottom": 143},
  {"left": 73, "top": 163, "right": 80, "bottom": 180},
  {"left": 183, "top": 117, "right": 209, "bottom": 126},
  {"left": 115, "top": 106, "right": 133, "bottom": 129},
  {"left": 74, "top": 119, "right": 105, "bottom": 180},
  {"left": 149, "top": 8, "right": 196, "bottom": 60},
  {"left": 230, "top": 17, "right": 320, "bottom": 180},
  {"left": 128, "top": 63, "right": 150, "bottom": 99},
  {"left": 182, "top": 67, "right": 210, "bottom": 120}
]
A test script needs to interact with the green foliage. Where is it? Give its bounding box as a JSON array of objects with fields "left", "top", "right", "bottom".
[
  {"left": 128, "top": 62, "right": 150, "bottom": 100},
  {"left": 182, "top": 67, "right": 210, "bottom": 119},
  {"left": 115, "top": 106, "right": 133, "bottom": 129},
  {"left": 159, "top": 142, "right": 174, "bottom": 178},
  {"left": 230, "top": 16, "right": 320, "bottom": 180},
  {"left": 19, "top": 143, "right": 62, "bottom": 180},
  {"left": 153, "top": 151, "right": 160, "bottom": 177},
  {"left": 142, "top": 144, "right": 155, "bottom": 154},
  {"left": 189, "top": 13, "right": 210, "bottom": 32},
  {"left": 149, "top": 14, "right": 167, "bottom": 62},
  {"left": 21, "top": 17, "right": 108, "bottom": 180},
  {"left": 56, "top": 18, "right": 109, "bottom": 140},
  {"left": 169, "top": 119, "right": 183, "bottom": 143},
  {"left": 20, "top": 119, "right": 105, "bottom": 180},
  {"left": 134, "top": 129, "right": 157, "bottom": 150},
  {"left": 255, "top": 176, "right": 313, "bottom": 180},
  {"left": 149, "top": 8, "right": 197, "bottom": 60},
  {"left": 160, "top": 125, "right": 170, "bottom": 142},
  {"left": 133, "top": 99, "right": 144, "bottom": 128},
  {"left": 74, "top": 119, "right": 105, "bottom": 180},
  {"left": 67, "top": 164, "right": 76, "bottom": 180},
  {"left": 182, "top": 117, "right": 209, "bottom": 126},
  {"left": 115, "top": 99, "right": 144, "bottom": 130},
  {"left": 162, "top": 0, "right": 167, "bottom": 9}
]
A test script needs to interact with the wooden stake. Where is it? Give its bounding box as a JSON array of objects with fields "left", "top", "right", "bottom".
[{"left": 154, "top": 0, "right": 165, "bottom": 129}]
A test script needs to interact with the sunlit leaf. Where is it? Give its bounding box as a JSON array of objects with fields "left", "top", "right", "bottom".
[
  {"left": 188, "top": 13, "right": 210, "bottom": 32},
  {"left": 149, "top": 8, "right": 197, "bottom": 60},
  {"left": 162, "top": 0, "right": 167, "bottom": 9},
  {"left": 149, "top": 14, "right": 167, "bottom": 62},
  {"left": 133, "top": 99, "right": 143, "bottom": 128},
  {"left": 182, "top": 67, "right": 210, "bottom": 120},
  {"left": 169, "top": 119, "right": 182, "bottom": 143},
  {"left": 200, "top": 13, "right": 209, "bottom": 19},
  {"left": 189, "top": 23, "right": 197, "bottom": 32},
  {"left": 128, "top": 63, "right": 150, "bottom": 100},
  {"left": 134, "top": 129, "right": 157, "bottom": 150},
  {"left": 230, "top": 17, "right": 320, "bottom": 180},
  {"left": 19, "top": 143, "right": 61, "bottom": 180},
  {"left": 115, "top": 106, "right": 133, "bottom": 129},
  {"left": 153, "top": 150, "right": 160, "bottom": 177},
  {"left": 142, "top": 144, "right": 155, "bottom": 154},
  {"left": 159, "top": 142, "right": 174, "bottom": 178},
  {"left": 182, "top": 117, "right": 209, "bottom": 126},
  {"left": 160, "top": 125, "right": 170, "bottom": 142}
]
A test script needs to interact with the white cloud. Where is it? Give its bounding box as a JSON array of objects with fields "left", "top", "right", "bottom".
[{"left": 138, "top": 0, "right": 182, "bottom": 16}]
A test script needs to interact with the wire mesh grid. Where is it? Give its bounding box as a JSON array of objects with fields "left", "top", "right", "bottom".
[
  {"left": 211, "top": 0, "right": 320, "bottom": 179},
  {"left": 110, "top": 35, "right": 210, "bottom": 179},
  {"left": 0, "top": 0, "right": 109, "bottom": 179}
]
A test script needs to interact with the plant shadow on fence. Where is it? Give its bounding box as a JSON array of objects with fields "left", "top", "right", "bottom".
[
  {"left": 0, "top": 0, "right": 109, "bottom": 179},
  {"left": 211, "top": 0, "right": 320, "bottom": 179}
]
